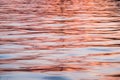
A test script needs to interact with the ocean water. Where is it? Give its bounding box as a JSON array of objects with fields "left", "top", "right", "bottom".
[{"left": 0, "top": 0, "right": 120, "bottom": 80}]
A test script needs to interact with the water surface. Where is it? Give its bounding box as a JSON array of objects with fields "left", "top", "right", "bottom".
[{"left": 0, "top": 0, "right": 120, "bottom": 80}]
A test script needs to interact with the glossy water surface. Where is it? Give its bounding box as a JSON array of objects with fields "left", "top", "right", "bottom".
[{"left": 0, "top": 0, "right": 120, "bottom": 80}]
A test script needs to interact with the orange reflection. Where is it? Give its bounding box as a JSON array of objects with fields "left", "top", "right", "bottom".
[{"left": 0, "top": 0, "right": 120, "bottom": 80}]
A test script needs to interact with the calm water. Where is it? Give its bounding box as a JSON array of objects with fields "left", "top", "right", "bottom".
[{"left": 0, "top": 0, "right": 120, "bottom": 80}]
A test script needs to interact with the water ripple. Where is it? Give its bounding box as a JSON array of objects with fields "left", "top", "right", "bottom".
[{"left": 0, "top": 0, "right": 120, "bottom": 80}]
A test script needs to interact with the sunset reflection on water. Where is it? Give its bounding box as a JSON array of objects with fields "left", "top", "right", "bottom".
[{"left": 0, "top": 0, "right": 120, "bottom": 80}]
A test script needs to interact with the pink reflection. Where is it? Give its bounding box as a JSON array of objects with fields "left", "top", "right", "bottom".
[{"left": 0, "top": 0, "right": 120, "bottom": 80}]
